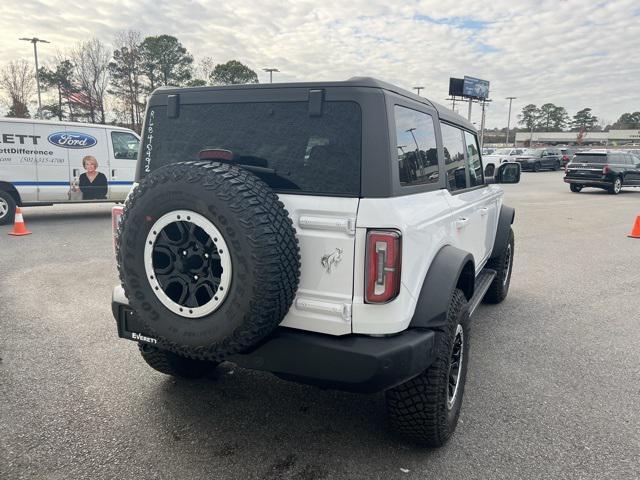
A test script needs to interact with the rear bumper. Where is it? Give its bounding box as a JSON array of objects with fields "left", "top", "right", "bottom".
[
  {"left": 111, "top": 286, "right": 436, "bottom": 393},
  {"left": 563, "top": 177, "right": 610, "bottom": 187}
]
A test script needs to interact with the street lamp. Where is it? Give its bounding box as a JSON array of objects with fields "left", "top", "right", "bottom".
[
  {"left": 263, "top": 68, "right": 279, "bottom": 83},
  {"left": 19, "top": 37, "right": 50, "bottom": 118},
  {"left": 505, "top": 96, "right": 516, "bottom": 146},
  {"left": 413, "top": 86, "right": 424, "bottom": 96}
]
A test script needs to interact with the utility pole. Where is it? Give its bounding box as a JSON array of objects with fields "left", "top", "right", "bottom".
[
  {"left": 467, "top": 98, "right": 473, "bottom": 122},
  {"left": 413, "top": 86, "right": 424, "bottom": 96},
  {"left": 19, "top": 37, "right": 50, "bottom": 118},
  {"left": 262, "top": 68, "right": 279, "bottom": 83},
  {"left": 479, "top": 100, "right": 487, "bottom": 151},
  {"left": 505, "top": 96, "right": 516, "bottom": 146}
]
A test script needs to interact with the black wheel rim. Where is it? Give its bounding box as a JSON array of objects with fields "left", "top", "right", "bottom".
[
  {"left": 448, "top": 324, "right": 464, "bottom": 409},
  {"left": 503, "top": 244, "right": 512, "bottom": 287},
  {"left": 153, "top": 221, "right": 222, "bottom": 309},
  {"left": 144, "top": 210, "right": 232, "bottom": 318}
]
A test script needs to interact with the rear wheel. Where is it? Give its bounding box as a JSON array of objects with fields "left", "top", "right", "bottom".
[
  {"left": 608, "top": 177, "right": 622, "bottom": 195},
  {"left": 553, "top": 161, "right": 561, "bottom": 171},
  {"left": 386, "top": 288, "right": 469, "bottom": 447},
  {"left": 138, "top": 343, "right": 220, "bottom": 378},
  {"left": 483, "top": 228, "right": 514, "bottom": 304},
  {"left": 570, "top": 184, "right": 582, "bottom": 193},
  {"left": 0, "top": 190, "right": 16, "bottom": 226}
]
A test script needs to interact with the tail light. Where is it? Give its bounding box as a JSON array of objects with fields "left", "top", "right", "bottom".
[
  {"left": 603, "top": 165, "right": 611, "bottom": 174},
  {"left": 112, "top": 205, "right": 124, "bottom": 252},
  {"left": 365, "top": 230, "right": 402, "bottom": 303}
]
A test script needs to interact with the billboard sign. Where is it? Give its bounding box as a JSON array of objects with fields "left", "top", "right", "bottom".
[
  {"left": 463, "top": 76, "right": 490, "bottom": 100},
  {"left": 449, "top": 78, "right": 464, "bottom": 97}
]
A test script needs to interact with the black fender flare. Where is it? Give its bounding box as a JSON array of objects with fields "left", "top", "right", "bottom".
[
  {"left": 409, "top": 245, "right": 474, "bottom": 330},
  {"left": 490, "top": 205, "right": 515, "bottom": 259}
]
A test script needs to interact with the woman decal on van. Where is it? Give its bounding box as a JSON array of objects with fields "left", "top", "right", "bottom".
[{"left": 77, "top": 155, "right": 108, "bottom": 200}]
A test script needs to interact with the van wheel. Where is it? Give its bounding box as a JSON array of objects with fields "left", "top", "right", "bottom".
[
  {"left": 386, "top": 288, "right": 469, "bottom": 447},
  {"left": 570, "top": 184, "right": 582, "bottom": 193},
  {"left": 138, "top": 343, "right": 219, "bottom": 379},
  {"left": 0, "top": 190, "right": 16, "bottom": 226}
]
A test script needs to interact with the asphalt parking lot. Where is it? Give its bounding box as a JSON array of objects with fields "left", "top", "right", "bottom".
[{"left": 1, "top": 171, "right": 639, "bottom": 480}]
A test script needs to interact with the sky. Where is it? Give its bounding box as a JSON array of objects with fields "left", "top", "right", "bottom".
[{"left": 1, "top": 0, "right": 639, "bottom": 129}]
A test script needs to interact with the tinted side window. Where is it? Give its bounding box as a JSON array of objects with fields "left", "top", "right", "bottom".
[
  {"left": 464, "top": 131, "right": 483, "bottom": 187},
  {"left": 441, "top": 124, "right": 467, "bottom": 191},
  {"left": 394, "top": 106, "right": 439, "bottom": 186},
  {"left": 111, "top": 132, "right": 140, "bottom": 159}
]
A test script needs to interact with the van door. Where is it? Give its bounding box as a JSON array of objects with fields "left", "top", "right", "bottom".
[
  {"left": 66, "top": 127, "right": 109, "bottom": 202},
  {"left": 0, "top": 121, "right": 38, "bottom": 202},
  {"left": 34, "top": 123, "right": 71, "bottom": 201},
  {"left": 107, "top": 130, "right": 139, "bottom": 200}
]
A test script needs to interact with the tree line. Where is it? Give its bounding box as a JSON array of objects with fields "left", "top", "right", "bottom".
[
  {"left": 518, "top": 103, "right": 640, "bottom": 132},
  {"left": 0, "top": 31, "right": 259, "bottom": 132}
]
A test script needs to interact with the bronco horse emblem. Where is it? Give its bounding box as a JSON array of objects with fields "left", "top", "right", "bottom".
[{"left": 321, "top": 248, "right": 343, "bottom": 273}]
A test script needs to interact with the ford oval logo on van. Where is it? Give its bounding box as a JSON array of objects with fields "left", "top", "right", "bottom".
[{"left": 48, "top": 132, "right": 97, "bottom": 149}]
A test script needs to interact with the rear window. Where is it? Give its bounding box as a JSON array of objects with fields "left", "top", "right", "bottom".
[
  {"left": 141, "top": 101, "right": 362, "bottom": 196},
  {"left": 573, "top": 154, "right": 608, "bottom": 164}
]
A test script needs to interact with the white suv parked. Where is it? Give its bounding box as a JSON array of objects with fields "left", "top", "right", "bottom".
[
  {"left": 111, "top": 78, "right": 521, "bottom": 446},
  {"left": 483, "top": 147, "right": 524, "bottom": 176}
]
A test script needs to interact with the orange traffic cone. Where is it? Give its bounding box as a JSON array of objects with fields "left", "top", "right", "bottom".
[
  {"left": 628, "top": 215, "right": 640, "bottom": 239},
  {"left": 8, "top": 207, "right": 31, "bottom": 236}
]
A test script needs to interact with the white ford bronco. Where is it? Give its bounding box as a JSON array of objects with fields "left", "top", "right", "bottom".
[{"left": 112, "top": 78, "right": 521, "bottom": 446}]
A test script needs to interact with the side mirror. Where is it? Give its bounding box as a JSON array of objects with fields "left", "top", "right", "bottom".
[{"left": 495, "top": 162, "right": 521, "bottom": 184}]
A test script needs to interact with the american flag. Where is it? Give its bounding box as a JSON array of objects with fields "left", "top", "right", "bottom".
[{"left": 62, "top": 88, "right": 93, "bottom": 108}]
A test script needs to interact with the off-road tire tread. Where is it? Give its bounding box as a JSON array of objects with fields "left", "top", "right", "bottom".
[
  {"left": 117, "top": 161, "right": 301, "bottom": 362},
  {"left": 483, "top": 228, "right": 514, "bottom": 304},
  {"left": 386, "top": 288, "right": 468, "bottom": 447},
  {"left": 138, "top": 344, "right": 219, "bottom": 378}
]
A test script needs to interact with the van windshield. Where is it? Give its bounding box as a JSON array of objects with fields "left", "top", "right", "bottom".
[{"left": 141, "top": 101, "right": 362, "bottom": 196}]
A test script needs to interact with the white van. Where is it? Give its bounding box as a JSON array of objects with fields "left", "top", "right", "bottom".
[{"left": 0, "top": 118, "right": 140, "bottom": 224}]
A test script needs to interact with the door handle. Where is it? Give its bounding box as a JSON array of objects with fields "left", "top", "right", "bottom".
[
  {"left": 479, "top": 207, "right": 489, "bottom": 217},
  {"left": 455, "top": 217, "right": 469, "bottom": 229},
  {"left": 111, "top": 169, "right": 116, "bottom": 177},
  {"left": 73, "top": 168, "right": 79, "bottom": 177}
]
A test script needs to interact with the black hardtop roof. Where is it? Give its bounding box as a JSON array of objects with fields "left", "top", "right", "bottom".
[{"left": 152, "top": 76, "right": 475, "bottom": 131}]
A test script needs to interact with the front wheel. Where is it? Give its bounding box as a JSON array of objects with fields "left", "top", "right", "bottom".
[
  {"left": 0, "top": 190, "right": 16, "bottom": 226},
  {"left": 532, "top": 162, "right": 540, "bottom": 172},
  {"left": 386, "top": 288, "right": 469, "bottom": 447},
  {"left": 608, "top": 177, "right": 622, "bottom": 195},
  {"left": 570, "top": 184, "right": 583, "bottom": 193},
  {"left": 483, "top": 228, "right": 514, "bottom": 304},
  {"left": 138, "top": 343, "right": 220, "bottom": 378}
]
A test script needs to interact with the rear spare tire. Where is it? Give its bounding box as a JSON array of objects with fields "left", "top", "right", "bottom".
[{"left": 117, "top": 161, "right": 301, "bottom": 362}]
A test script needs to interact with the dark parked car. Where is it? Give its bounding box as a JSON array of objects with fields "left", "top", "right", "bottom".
[
  {"left": 515, "top": 148, "right": 562, "bottom": 172},
  {"left": 564, "top": 150, "right": 640, "bottom": 194}
]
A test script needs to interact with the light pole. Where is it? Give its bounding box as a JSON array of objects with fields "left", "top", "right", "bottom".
[
  {"left": 505, "top": 96, "right": 516, "bottom": 146},
  {"left": 413, "top": 86, "right": 424, "bottom": 96},
  {"left": 19, "top": 37, "right": 50, "bottom": 118},
  {"left": 263, "top": 68, "right": 279, "bottom": 83}
]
